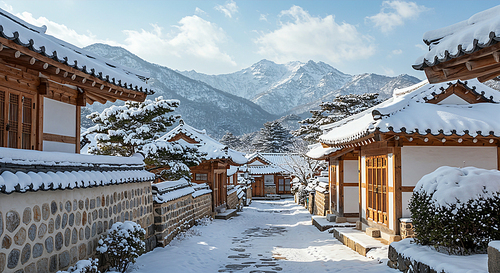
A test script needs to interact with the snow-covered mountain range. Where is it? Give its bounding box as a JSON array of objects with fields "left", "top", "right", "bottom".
[
  {"left": 83, "top": 44, "right": 276, "bottom": 138},
  {"left": 179, "top": 60, "right": 421, "bottom": 116},
  {"left": 83, "top": 43, "right": 422, "bottom": 138}
]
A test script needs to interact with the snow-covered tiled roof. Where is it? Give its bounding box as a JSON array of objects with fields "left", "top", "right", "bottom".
[
  {"left": 0, "top": 169, "right": 154, "bottom": 194},
  {"left": 306, "top": 143, "right": 338, "bottom": 160},
  {"left": 319, "top": 79, "right": 500, "bottom": 146},
  {"left": 192, "top": 183, "right": 212, "bottom": 198},
  {"left": 413, "top": 5, "right": 500, "bottom": 70},
  {"left": 0, "top": 147, "right": 153, "bottom": 194},
  {"left": 0, "top": 8, "right": 152, "bottom": 94},
  {"left": 248, "top": 165, "right": 286, "bottom": 175},
  {"left": 152, "top": 178, "right": 194, "bottom": 203},
  {"left": 159, "top": 121, "right": 247, "bottom": 165},
  {"left": 0, "top": 147, "right": 145, "bottom": 170}
]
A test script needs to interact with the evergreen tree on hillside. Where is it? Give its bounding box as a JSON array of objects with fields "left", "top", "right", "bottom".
[
  {"left": 253, "top": 121, "right": 293, "bottom": 153},
  {"left": 83, "top": 96, "right": 204, "bottom": 181},
  {"left": 293, "top": 93, "right": 380, "bottom": 142},
  {"left": 220, "top": 131, "right": 243, "bottom": 151}
]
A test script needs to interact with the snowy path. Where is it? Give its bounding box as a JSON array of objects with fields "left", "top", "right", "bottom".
[{"left": 130, "top": 199, "right": 398, "bottom": 273}]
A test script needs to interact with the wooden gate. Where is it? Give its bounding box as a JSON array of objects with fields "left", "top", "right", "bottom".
[{"left": 253, "top": 177, "right": 264, "bottom": 197}]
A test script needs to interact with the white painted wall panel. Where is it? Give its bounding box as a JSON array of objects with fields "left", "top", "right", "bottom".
[
  {"left": 43, "top": 141, "right": 75, "bottom": 153},
  {"left": 344, "top": 187, "right": 359, "bottom": 214},
  {"left": 43, "top": 98, "right": 76, "bottom": 136},
  {"left": 361, "top": 156, "right": 366, "bottom": 219},
  {"left": 389, "top": 192, "right": 394, "bottom": 230},
  {"left": 343, "top": 160, "right": 358, "bottom": 183},
  {"left": 401, "top": 146, "right": 497, "bottom": 187},
  {"left": 402, "top": 192, "right": 413, "bottom": 218}
]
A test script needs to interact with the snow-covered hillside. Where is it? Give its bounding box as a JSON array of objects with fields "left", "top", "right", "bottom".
[
  {"left": 180, "top": 60, "right": 420, "bottom": 116},
  {"left": 83, "top": 44, "right": 276, "bottom": 138}
]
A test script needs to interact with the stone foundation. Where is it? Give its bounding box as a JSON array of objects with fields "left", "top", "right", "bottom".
[
  {"left": 400, "top": 219, "right": 415, "bottom": 239},
  {"left": 0, "top": 181, "right": 154, "bottom": 273},
  {"left": 308, "top": 192, "right": 315, "bottom": 214},
  {"left": 264, "top": 185, "right": 276, "bottom": 195}
]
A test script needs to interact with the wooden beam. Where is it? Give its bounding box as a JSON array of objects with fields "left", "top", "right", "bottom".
[{"left": 43, "top": 133, "right": 76, "bottom": 144}]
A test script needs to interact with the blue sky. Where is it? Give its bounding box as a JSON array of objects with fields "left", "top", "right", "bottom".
[{"left": 2, "top": 1, "right": 499, "bottom": 79}]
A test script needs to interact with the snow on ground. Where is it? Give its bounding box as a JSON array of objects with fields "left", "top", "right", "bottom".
[{"left": 130, "top": 199, "right": 397, "bottom": 273}]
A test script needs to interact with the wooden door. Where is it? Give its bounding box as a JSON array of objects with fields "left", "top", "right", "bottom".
[
  {"left": 253, "top": 177, "right": 264, "bottom": 197},
  {"left": 366, "top": 155, "right": 388, "bottom": 226},
  {"left": 0, "top": 89, "right": 34, "bottom": 149}
]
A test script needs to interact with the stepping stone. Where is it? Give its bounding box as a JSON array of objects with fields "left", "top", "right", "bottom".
[
  {"left": 256, "top": 264, "right": 276, "bottom": 267},
  {"left": 260, "top": 258, "right": 273, "bottom": 261},
  {"left": 242, "top": 262, "right": 256, "bottom": 264},
  {"left": 272, "top": 267, "right": 283, "bottom": 271},
  {"left": 230, "top": 248, "right": 246, "bottom": 252},
  {"left": 225, "top": 264, "right": 251, "bottom": 270}
]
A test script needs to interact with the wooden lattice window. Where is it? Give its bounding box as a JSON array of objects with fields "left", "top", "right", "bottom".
[
  {"left": 195, "top": 173, "right": 208, "bottom": 181},
  {"left": 366, "top": 155, "right": 388, "bottom": 226},
  {"left": 0, "top": 90, "right": 34, "bottom": 149}
]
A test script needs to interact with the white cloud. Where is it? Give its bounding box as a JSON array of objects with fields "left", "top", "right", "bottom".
[
  {"left": 15, "top": 11, "right": 117, "bottom": 48},
  {"left": 13, "top": 10, "right": 236, "bottom": 74},
  {"left": 122, "top": 15, "right": 236, "bottom": 72},
  {"left": 255, "top": 6, "right": 375, "bottom": 64},
  {"left": 392, "top": 49, "right": 403, "bottom": 55},
  {"left": 415, "top": 44, "right": 428, "bottom": 51},
  {"left": 195, "top": 7, "right": 207, "bottom": 16},
  {"left": 382, "top": 66, "right": 395, "bottom": 76},
  {"left": 367, "top": 1, "right": 427, "bottom": 33},
  {"left": 259, "top": 14, "right": 268, "bottom": 22},
  {"left": 215, "top": 0, "right": 238, "bottom": 18}
]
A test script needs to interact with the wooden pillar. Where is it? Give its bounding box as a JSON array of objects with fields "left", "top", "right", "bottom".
[
  {"left": 394, "top": 146, "right": 402, "bottom": 235},
  {"left": 338, "top": 159, "right": 344, "bottom": 217}
]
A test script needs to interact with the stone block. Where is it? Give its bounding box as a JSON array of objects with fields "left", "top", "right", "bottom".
[
  {"left": 489, "top": 245, "right": 500, "bottom": 273},
  {"left": 326, "top": 214, "right": 336, "bottom": 222},
  {"left": 387, "top": 235, "right": 401, "bottom": 243},
  {"left": 365, "top": 228, "right": 380, "bottom": 238},
  {"left": 336, "top": 217, "right": 347, "bottom": 223},
  {"left": 356, "top": 221, "right": 362, "bottom": 230}
]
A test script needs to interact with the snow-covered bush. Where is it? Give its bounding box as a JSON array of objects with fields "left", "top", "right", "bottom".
[
  {"left": 409, "top": 166, "right": 500, "bottom": 255},
  {"left": 96, "top": 221, "right": 146, "bottom": 273},
  {"left": 57, "top": 258, "right": 100, "bottom": 273}
]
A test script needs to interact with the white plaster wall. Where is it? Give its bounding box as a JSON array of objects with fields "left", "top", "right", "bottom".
[
  {"left": 437, "top": 94, "right": 469, "bottom": 105},
  {"left": 43, "top": 140, "right": 75, "bottom": 153},
  {"left": 343, "top": 160, "right": 358, "bottom": 183},
  {"left": 360, "top": 156, "right": 367, "bottom": 219},
  {"left": 335, "top": 163, "right": 340, "bottom": 211},
  {"left": 43, "top": 98, "right": 76, "bottom": 136},
  {"left": 401, "top": 146, "right": 497, "bottom": 187},
  {"left": 264, "top": 175, "right": 274, "bottom": 185},
  {"left": 389, "top": 192, "right": 394, "bottom": 230},
  {"left": 402, "top": 192, "right": 413, "bottom": 218},
  {"left": 344, "top": 187, "right": 359, "bottom": 213}
]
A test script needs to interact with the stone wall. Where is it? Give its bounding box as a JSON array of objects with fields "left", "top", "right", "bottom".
[
  {"left": 154, "top": 194, "right": 195, "bottom": 247},
  {"left": 0, "top": 181, "right": 154, "bottom": 273},
  {"left": 245, "top": 187, "right": 252, "bottom": 205},
  {"left": 264, "top": 186, "right": 276, "bottom": 195},
  {"left": 193, "top": 193, "right": 212, "bottom": 221},
  {"left": 314, "top": 191, "right": 329, "bottom": 216},
  {"left": 308, "top": 192, "right": 315, "bottom": 214}
]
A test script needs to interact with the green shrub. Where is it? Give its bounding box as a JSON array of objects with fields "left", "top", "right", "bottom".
[
  {"left": 409, "top": 190, "right": 500, "bottom": 255},
  {"left": 96, "top": 221, "right": 145, "bottom": 273}
]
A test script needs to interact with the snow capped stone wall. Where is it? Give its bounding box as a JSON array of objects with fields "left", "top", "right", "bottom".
[{"left": 0, "top": 180, "right": 155, "bottom": 273}]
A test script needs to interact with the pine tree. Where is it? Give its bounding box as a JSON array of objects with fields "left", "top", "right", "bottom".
[
  {"left": 293, "top": 93, "right": 380, "bottom": 142},
  {"left": 253, "top": 121, "right": 293, "bottom": 153},
  {"left": 219, "top": 131, "right": 243, "bottom": 151},
  {"left": 83, "top": 96, "right": 203, "bottom": 181}
]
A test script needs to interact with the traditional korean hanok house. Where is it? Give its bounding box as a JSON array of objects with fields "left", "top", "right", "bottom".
[
  {"left": 413, "top": 5, "right": 500, "bottom": 84},
  {"left": 316, "top": 78, "right": 500, "bottom": 242},
  {"left": 246, "top": 152, "right": 302, "bottom": 197},
  {"left": 158, "top": 120, "right": 247, "bottom": 212},
  {"left": 0, "top": 8, "right": 156, "bottom": 272}
]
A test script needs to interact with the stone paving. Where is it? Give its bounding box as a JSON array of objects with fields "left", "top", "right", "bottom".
[{"left": 219, "top": 226, "right": 287, "bottom": 273}]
